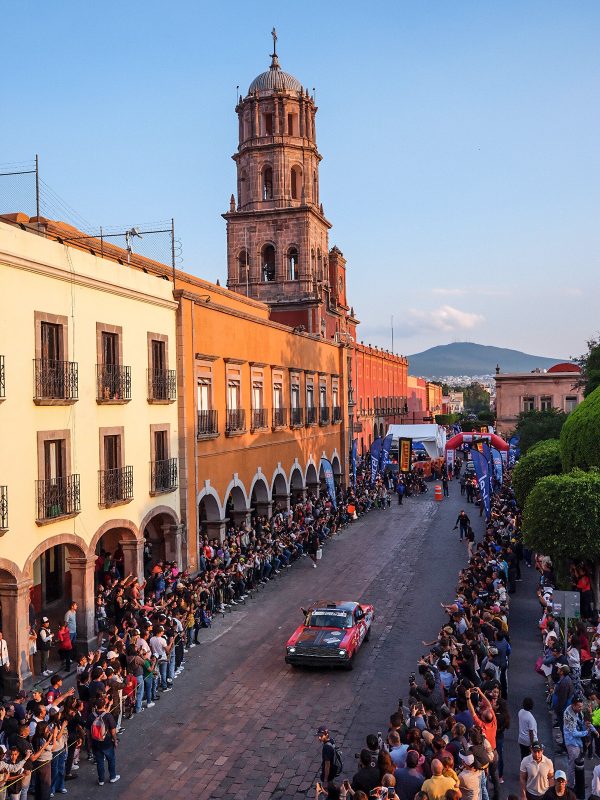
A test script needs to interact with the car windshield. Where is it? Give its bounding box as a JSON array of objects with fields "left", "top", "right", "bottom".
[{"left": 307, "top": 610, "right": 353, "bottom": 629}]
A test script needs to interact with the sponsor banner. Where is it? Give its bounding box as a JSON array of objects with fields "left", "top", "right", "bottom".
[
  {"left": 471, "top": 449, "right": 491, "bottom": 521},
  {"left": 491, "top": 447, "right": 503, "bottom": 484},
  {"left": 380, "top": 433, "right": 393, "bottom": 472},
  {"left": 446, "top": 448, "right": 455, "bottom": 471},
  {"left": 399, "top": 437, "right": 412, "bottom": 473},
  {"left": 351, "top": 438, "right": 358, "bottom": 487},
  {"left": 370, "top": 437, "right": 383, "bottom": 484},
  {"left": 320, "top": 457, "right": 337, "bottom": 510}
]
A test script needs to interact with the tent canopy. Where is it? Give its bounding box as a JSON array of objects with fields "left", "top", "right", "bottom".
[
  {"left": 445, "top": 432, "right": 509, "bottom": 452},
  {"left": 386, "top": 424, "right": 446, "bottom": 460}
]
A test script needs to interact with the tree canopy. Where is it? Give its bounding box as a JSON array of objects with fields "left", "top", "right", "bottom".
[
  {"left": 574, "top": 335, "right": 600, "bottom": 397},
  {"left": 463, "top": 383, "right": 491, "bottom": 414},
  {"left": 515, "top": 408, "right": 568, "bottom": 454},
  {"left": 523, "top": 469, "right": 600, "bottom": 561},
  {"left": 560, "top": 384, "right": 600, "bottom": 472},
  {"left": 512, "top": 439, "right": 562, "bottom": 507}
]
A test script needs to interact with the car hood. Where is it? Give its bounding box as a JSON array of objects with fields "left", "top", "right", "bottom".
[{"left": 294, "top": 627, "right": 349, "bottom": 647}]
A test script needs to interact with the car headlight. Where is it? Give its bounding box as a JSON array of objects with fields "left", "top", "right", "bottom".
[
  {"left": 338, "top": 649, "right": 347, "bottom": 657},
  {"left": 287, "top": 646, "right": 296, "bottom": 653}
]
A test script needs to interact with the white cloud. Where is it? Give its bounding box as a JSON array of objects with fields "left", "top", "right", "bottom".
[{"left": 407, "top": 304, "right": 485, "bottom": 333}]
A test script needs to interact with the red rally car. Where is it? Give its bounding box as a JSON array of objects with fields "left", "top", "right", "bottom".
[{"left": 285, "top": 601, "right": 375, "bottom": 670}]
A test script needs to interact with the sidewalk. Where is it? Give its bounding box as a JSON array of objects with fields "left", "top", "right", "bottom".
[{"left": 503, "top": 563, "right": 566, "bottom": 795}]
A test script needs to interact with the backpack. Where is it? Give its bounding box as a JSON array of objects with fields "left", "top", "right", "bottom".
[
  {"left": 331, "top": 743, "right": 343, "bottom": 778},
  {"left": 90, "top": 712, "right": 107, "bottom": 742}
]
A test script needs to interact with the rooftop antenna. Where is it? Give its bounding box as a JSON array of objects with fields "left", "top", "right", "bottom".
[{"left": 124, "top": 226, "right": 142, "bottom": 264}]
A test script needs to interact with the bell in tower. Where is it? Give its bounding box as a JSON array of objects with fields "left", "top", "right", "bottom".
[{"left": 223, "top": 31, "right": 334, "bottom": 335}]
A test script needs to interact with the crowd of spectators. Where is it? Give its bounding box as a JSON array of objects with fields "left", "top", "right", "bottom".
[
  {"left": 315, "top": 460, "right": 573, "bottom": 800},
  {"left": 0, "top": 462, "right": 413, "bottom": 798}
]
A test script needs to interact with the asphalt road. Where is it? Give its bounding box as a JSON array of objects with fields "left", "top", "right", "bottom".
[{"left": 70, "top": 485, "right": 476, "bottom": 800}]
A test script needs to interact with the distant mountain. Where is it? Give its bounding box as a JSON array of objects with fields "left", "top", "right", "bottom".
[{"left": 408, "top": 342, "right": 565, "bottom": 378}]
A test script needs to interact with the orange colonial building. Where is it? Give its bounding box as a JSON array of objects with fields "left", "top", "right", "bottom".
[
  {"left": 174, "top": 271, "right": 347, "bottom": 572},
  {"left": 352, "top": 343, "right": 409, "bottom": 455}
]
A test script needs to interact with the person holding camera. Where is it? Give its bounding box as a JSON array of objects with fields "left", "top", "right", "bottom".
[{"left": 351, "top": 749, "right": 381, "bottom": 795}]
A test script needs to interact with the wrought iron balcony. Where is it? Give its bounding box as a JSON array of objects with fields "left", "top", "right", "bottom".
[
  {"left": 305, "top": 406, "right": 317, "bottom": 425},
  {"left": 96, "top": 364, "right": 132, "bottom": 402},
  {"left": 147, "top": 368, "right": 177, "bottom": 402},
  {"left": 150, "top": 458, "right": 178, "bottom": 494},
  {"left": 0, "top": 485, "right": 7, "bottom": 530},
  {"left": 0, "top": 355, "right": 5, "bottom": 399},
  {"left": 34, "top": 359, "right": 78, "bottom": 402},
  {"left": 290, "top": 406, "right": 304, "bottom": 427},
  {"left": 332, "top": 405, "right": 342, "bottom": 423},
  {"left": 99, "top": 465, "right": 134, "bottom": 505},
  {"left": 197, "top": 409, "right": 218, "bottom": 438},
  {"left": 36, "top": 475, "right": 80, "bottom": 522},
  {"left": 272, "top": 407, "right": 287, "bottom": 428},
  {"left": 225, "top": 408, "right": 246, "bottom": 434},
  {"left": 319, "top": 406, "right": 330, "bottom": 425},
  {"left": 251, "top": 408, "right": 268, "bottom": 430}
]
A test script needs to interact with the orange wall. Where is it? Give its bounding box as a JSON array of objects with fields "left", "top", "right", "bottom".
[{"left": 176, "top": 286, "right": 347, "bottom": 569}]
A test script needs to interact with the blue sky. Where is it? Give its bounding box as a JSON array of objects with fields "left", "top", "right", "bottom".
[{"left": 2, "top": 1, "right": 599, "bottom": 359}]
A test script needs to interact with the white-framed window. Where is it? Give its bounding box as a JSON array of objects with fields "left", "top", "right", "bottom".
[
  {"left": 319, "top": 382, "right": 327, "bottom": 409},
  {"left": 227, "top": 370, "right": 241, "bottom": 410},
  {"left": 522, "top": 396, "right": 535, "bottom": 412},
  {"left": 540, "top": 395, "right": 553, "bottom": 412},
  {"left": 252, "top": 380, "right": 263, "bottom": 410},
  {"left": 197, "top": 377, "right": 212, "bottom": 411},
  {"left": 565, "top": 396, "right": 578, "bottom": 412}
]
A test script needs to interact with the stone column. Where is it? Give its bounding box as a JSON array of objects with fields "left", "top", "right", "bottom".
[
  {"left": 205, "top": 519, "right": 226, "bottom": 544},
  {"left": 162, "top": 523, "right": 183, "bottom": 566},
  {"left": 121, "top": 539, "right": 144, "bottom": 582},
  {"left": 0, "top": 579, "right": 33, "bottom": 692},
  {"left": 273, "top": 492, "right": 291, "bottom": 512},
  {"left": 66, "top": 556, "right": 96, "bottom": 654},
  {"left": 255, "top": 500, "right": 272, "bottom": 520}
]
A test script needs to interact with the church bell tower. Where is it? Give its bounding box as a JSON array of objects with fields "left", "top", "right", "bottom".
[{"left": 223, "top": 31, "right": 352, "bottom": 339}]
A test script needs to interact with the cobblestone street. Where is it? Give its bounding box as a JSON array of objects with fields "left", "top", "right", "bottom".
[{"left": 70, "top": 488, "right": 471, "bottom": 800}]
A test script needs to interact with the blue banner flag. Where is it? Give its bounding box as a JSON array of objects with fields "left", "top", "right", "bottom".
[
  {"left": 370, "top": 437, "right": 383, "bottom": 484},
  {"left": 380, "top": 433, "right": 393, "bottom": 472},
  {"left": 320, "top": 458, "right": 337, "bottom": 510},
  {"left": 471, "top": 449, "right": 491, "bottom": 521},
  {"left": 509, "top": 435, "right": 521, "bottom": 461},
  {"left": 491, "top": 447, "right": 503, "bottom": 484},
  {"left": 351, "top": 438, "right": 358, "bottom": 487},
  {"left": 481, "top": 442, "right": 494, "bottom": 495}
]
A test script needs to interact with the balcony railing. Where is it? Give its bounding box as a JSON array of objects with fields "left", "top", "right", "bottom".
[
  {"left": 147, "top": 368, "right": 177, "bottom": 402},
  {"left": 251, "top": 408, "right": 268, "bottom": 430},
  {"left": 319, "top": 406, "right": 330, "bottom": 425},
  {"left": 99, "top": 466, "right": 134, "bottom": 505},
  {"left": 305, "top": 406, "right": 317, "bottom": 425},
  {"left": 290, "top": 406, "right": 304, "bottom": 427},
  {"left": 97, "top": 364, "right": 132, "bottom": 401},
  {"left": 0, "top": 485, "right": 7, "bottom": 530},
  {"left": 34, "top": 359, "right": 78, "bottom": 401},
  {"left": 272, "top": 407, "right": 287, "bottom": 428},
  {"left": 0, "top": 355, "right": 5, "bottom": 399},
  {"left": 225, "top": 408, "right": 246, "bottom": 433},
  {"left": 332, "top": 405, "right": 342, "bottom": 423},
  {"left": 197, "top": 409, "right": 218, "bottom": 437},
  {"left": 36, "top": 475, "right": 80, "bottom": 522},
  {"left": 150, "top": 458, "right": 178, "bottom": 494}
]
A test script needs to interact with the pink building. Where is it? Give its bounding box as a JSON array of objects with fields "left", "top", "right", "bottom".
[{"left": 494, "top": 362, "right": 583, "bottom": 434}]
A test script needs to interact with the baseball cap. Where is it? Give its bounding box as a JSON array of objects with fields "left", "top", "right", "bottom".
[
  {"left": 317, "top": 725, "right": 328, "bottom": 736},
  {"left": 106, "top": 651, "right": 118, "bottom": 660},
  {"left": 41, "top": 617, "right": 49, "bottom": 623},
  {"left": 555, "top": 771, "right": 567, "bottom": 781},
  {"left": 531, "top": 742, "right": 543, "bottom": 751},
  {"left": 461, "top": 753, "right": 475, "bottom": 765}
]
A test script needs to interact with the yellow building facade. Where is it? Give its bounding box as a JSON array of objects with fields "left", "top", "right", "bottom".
[{"left": 0, "top": 216, "right": 180, "bottom": 690}]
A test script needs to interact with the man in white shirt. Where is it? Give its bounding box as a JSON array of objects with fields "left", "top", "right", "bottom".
[
  {"left": 149, "top": 627, "right": 171, "bottom": 692},
  {"left": 518, "top": 698, "right": 539, "bottom": 759},
  {"left": 0, "top": 631, "right": 9, "bottom": 699}
]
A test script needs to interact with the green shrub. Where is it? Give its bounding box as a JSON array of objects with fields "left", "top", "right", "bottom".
[
  {"left": 512, "top": 439, "right": 562, "bottom": 507},
  {"left": 523, "top": 468, "right": 600, "bottom": 561},
  {"left": 560, "top": 385, "right": 600, "bottom": 471}
]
